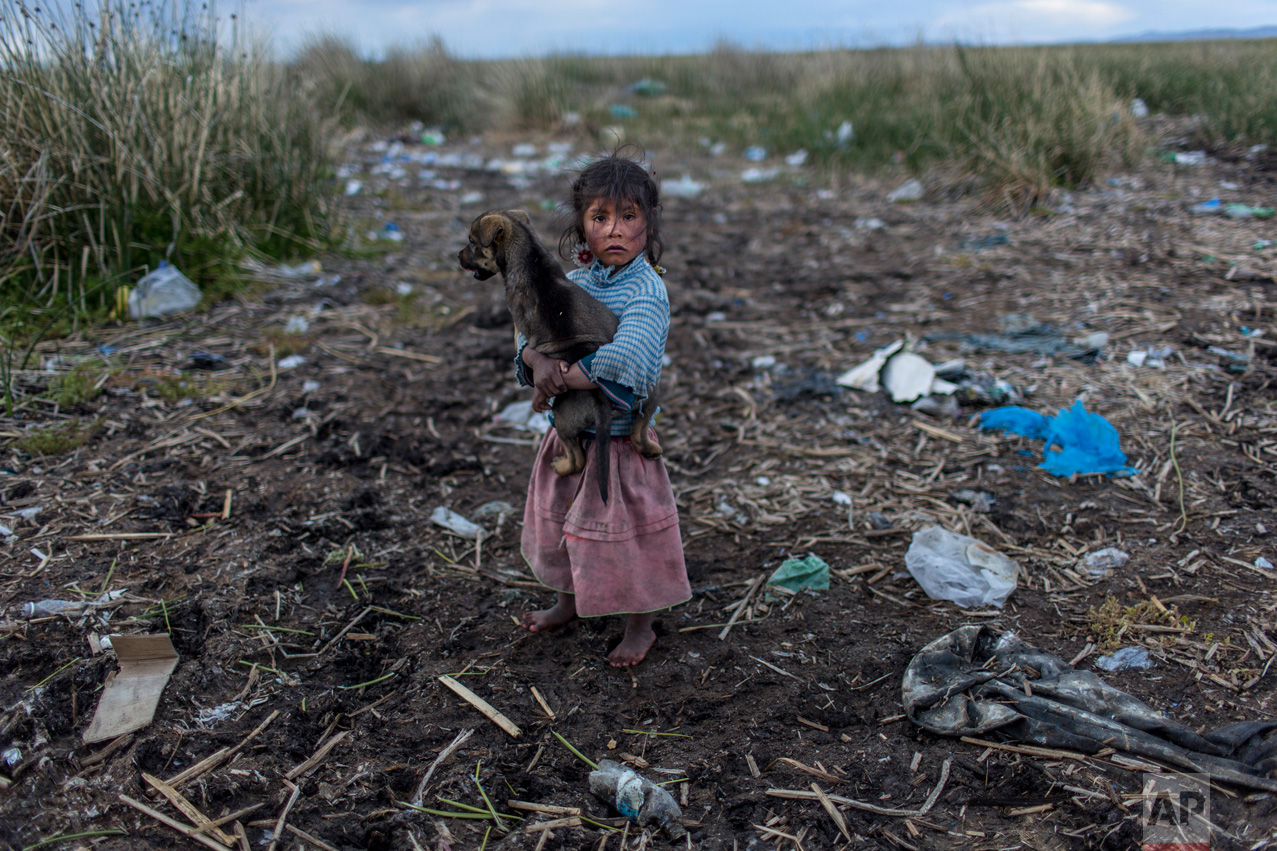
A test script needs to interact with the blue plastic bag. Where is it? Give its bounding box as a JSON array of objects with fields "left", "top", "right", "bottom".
[{"left": 980, "top": 400, "right": 1133, "bottom": 477}]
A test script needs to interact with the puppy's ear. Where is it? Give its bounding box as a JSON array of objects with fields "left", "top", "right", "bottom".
[
  {"left": 507, "top": 210, "right": 532, "bottom": 226},
  {"left": 476, "top": 213, "right": 508, "bottom": 247}
]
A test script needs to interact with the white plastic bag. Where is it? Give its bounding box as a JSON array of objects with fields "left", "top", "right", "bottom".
[
  {"left": 905, "top": 526, "right": 1019, "bottom": 608},
  {"left": 128, "top": 264, "right": 202, "bottom": 319}
]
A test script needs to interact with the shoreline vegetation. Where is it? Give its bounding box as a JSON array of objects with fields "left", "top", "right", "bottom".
[{"left": 2, "top": 0, "right": 1276, "bottom": 332}]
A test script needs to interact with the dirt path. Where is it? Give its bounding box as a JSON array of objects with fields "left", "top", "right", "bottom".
[{"left": 2, "top": 131, "right": 1275, "bottom": 850}]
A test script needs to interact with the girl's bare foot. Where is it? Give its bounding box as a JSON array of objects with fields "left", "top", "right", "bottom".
[
  {"left": 522, "top": 592, "right": 577, "bottom": 633},
  {"left": 608, "top": 613, "right": 655, "bottom": 667}
]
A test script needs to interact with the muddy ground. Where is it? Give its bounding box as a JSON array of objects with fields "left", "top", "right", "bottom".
[{"left": 2, "top": 126, "right": 1276, "bottom": 851}]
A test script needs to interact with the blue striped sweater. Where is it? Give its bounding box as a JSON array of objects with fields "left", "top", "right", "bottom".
[{"left": 515, "top": 255, "right": 669, "bottom": 435}]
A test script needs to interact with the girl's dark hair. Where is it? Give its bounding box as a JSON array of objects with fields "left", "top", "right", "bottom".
[{"left": 557, "top": 144, "right": 663, "bottom": 265}]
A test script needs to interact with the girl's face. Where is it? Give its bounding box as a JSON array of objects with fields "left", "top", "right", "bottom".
[{"left": 584, "top": 197, "right": 647, "bottom": 268}]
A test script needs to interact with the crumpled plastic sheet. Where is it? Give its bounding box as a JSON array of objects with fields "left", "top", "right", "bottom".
[
  {"left": 980, "top": 400, "right": 1134, "bottom": 477},
  {"left": 902, "top": 625, "right": 1277, "bottom": 791},
  {"left": 925, "top": 319, "right": 1101, "bottom": 363}
]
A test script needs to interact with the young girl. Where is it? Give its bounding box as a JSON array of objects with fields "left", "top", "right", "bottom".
[{"left": 515, "top": 150, "right": 690, "bottom": 667}]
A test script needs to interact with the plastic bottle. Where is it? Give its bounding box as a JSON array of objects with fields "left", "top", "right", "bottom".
[{"left": 588, "top": 759, "right": 686, "bottom": 840}]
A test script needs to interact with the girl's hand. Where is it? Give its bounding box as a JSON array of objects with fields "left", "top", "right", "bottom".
[{"left": 523, "top": 348, "right": 568, "bottom": 411}]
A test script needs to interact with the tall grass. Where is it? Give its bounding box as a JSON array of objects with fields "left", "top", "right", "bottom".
[
  {"left": 309, "top": 36, "right": 1277, "bottom": 207},
  {"left": 0, "top": 0, "right": 340, "bottom": 329}
]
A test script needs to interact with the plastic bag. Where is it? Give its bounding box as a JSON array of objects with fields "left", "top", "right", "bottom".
[
  {"left": 128, "top": 263, "right": 202, "bottom": 320},
  {"left": 905, "top": 526, "right": 1019, "bottom": 608},
  {"left": 767, "top": 555, "right": 830, "bottom": 592}
]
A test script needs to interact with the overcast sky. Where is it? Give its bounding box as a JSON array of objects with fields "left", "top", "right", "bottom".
[{"left": 245, "top": 0, "right": 1277, "bottom": 58}]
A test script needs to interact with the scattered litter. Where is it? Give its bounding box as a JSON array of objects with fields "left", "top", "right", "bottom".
[
  {"left": 0, "top": 521, "right": 13, "bottom": 538},
  {"left": 835, "top": 340, "right": 903, "bottom": 393},
  {"left": 980, "top": 400, "right": 1135, "bottom": 477},
  {"left": 589, "top": 759, "right": 686, "bottom": 840},
  {"left": 880, "top": 352, "right": 935, "bottom": 403},
  {"left": 187, "top": 351, "right": 227, "bottom": 371},
  {"left": 949, "top": 489, "right": 995, "bottom": 513},
  {"left": 471, "top": 501, "right": 515, "bottom": 522},
  {"left": 10, "top": 506, "right": 40, "bottom": 520},
  {"left": 741, "top": 166, "right": 782, "bottom": 183},
  {"left": 833, "top": 120, "right": 854, "bottom": 148},
  {"left": 431, "top": 506, "right": 484, "bottom": 540},
  {"left": 270, "top": 260, "right": 323, "bottom": 278},
  {"left": 785, "top": 149, "right": 808, "bottom": 167},
  {"left": 767, "top": 555, "right": 830, "bottom": 592},
  {"left": 609, "top": 104, "right": 638, "bottom": 119},
  {"left": 1191, "top": 198, "right": 1275, "bottom": 219},
  {"left": 129, "top": 263, "right": 202, "bottom": 320},
  {"left": 372, "top": 222, "right": 404, "bottom": 242},
  {"left": 420, "top": 129, "right": 445, "bottom": 145},
  {"left": 958, "top": 233, "right": 1010, "bottom": 251},
  {"left": 494, "top": 399, "right": 551, "bottom": 433},
  {"left": 629, "top": 78, "right": 667, "bottom": 96},
  {"left": 770, "top": 369, "right": 842, "bottom": 400},
  {"left": 835, "top": 340, "right": 962, "bottom": 407},
  {"left": 868, "top": 511, "right": 893, "bottom": 530},
  {"left": 854, "top": 217, "right": 886, "bottom": 230},
  {"left": 302, "top": 380, "right": 321, "bottom": 394},
  {"left": 1257, "top": 557, "right": 1274, "bottom": 570},
  {"left": 1126, "top": 345, "right": 1174, "bottom": 368},
  {"left": 715, "top": 499, "right": 748, "bottom": 526},
  {"left": 1081, "top": 547, "right": 1130, "bottom": 577},
  {"left": 751, "top": 355, "right": 777, "bottom": 370},
  {"left": 925, "top": 313, "right": 1102, "bottom": 362},
  {"left": 1094, "top": 646, "right": 1153, "bottom": 671},
  {"left": 344, "top": 179, "right": 363, "bottom": 196},
  {"left": 662, "top": 175, "right": 705, "bottom": 198},
  {"left": 903, "top": 625, "right": 1277, "bottom": 791},
  {"left": 277, "top": 355, "right": 306, "bottom": 370},
  {"left": 284, "top": 316, "right": 309, "bottom": 335},
  {"left": 1075, "top": 331, "right": 1109, "bottom": 351},
  {"left": 1225, "top": 204, "right": 1275, "bottom": 220},
  {"left": 84, "top": 634, "right": 179, "bottom": 742},
  {"left": 460, "top": 191, "right": 485, "bottom": 205},
  {"left": 905, "top": 526, "right": 1020, "bottom": 609},
  {"left": 887, "top": 179, "right": 924, "bottom": 202},
  {"left": 1131, "top": 98, "right": 1149, "bottom": 117},
  {"left": 745, "top": 146, "right": 767, "bottom": 162},
  {"left": 1171, "top": 150, "right": 1207, "bottom": 166},
  {"left": 3, "top": 748, "right": 20, "bottom": 767},
  {"left": 196, "top": 701, "right": 243, "bottom": 727},
  {"left": 511, "top": 143, "right": 537, "bottom": 157},
  {"left": 22, "top": 589, "right": 126, "bottom": 619}
]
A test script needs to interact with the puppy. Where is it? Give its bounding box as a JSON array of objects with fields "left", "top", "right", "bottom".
[{"left": 459, "top": 209, "right": 661, "bottom": 503}]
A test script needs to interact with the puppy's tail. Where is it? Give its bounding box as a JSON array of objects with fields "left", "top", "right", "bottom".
[{"left": 593, "top": 392, "right": 613, "bottom": 504}]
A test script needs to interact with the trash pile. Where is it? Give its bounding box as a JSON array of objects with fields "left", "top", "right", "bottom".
[{"left": 835, "top": 340, "right": 1022, "bottom": 414}]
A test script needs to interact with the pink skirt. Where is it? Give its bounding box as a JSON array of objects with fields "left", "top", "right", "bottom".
[{"left": 521, "top": 429, "right": 691, "bottom": 618}]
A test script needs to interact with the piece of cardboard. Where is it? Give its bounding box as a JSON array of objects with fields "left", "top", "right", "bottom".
[{"left": 83, "top": 634, "right": 179, "bottom": 743}]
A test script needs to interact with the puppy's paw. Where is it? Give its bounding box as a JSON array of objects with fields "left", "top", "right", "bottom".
[
  {"left": 635, "top": 438, "right": 663, "bottom": 458},
  {"left": 551, "top": 454, "right": 583, "bottom": 476}
]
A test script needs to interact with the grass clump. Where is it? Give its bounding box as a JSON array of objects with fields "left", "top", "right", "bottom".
[
  {"left": 1087, "top": 595, "right": 1194, "bottom": 650},
  {"left": 48, "top": 363, "right": 107, "bottom": 409},
  {"left": 0, "top": 0, "right": 341, "bottom": 325},
  {"left": 14, "top": 420, "right": 94, "bottom": 456},
  {"left": 153, "top": 374, "right": 228, "bottom": 403},
  {"left": 253, "top": 326, "right": 311, "bottom": 358}
]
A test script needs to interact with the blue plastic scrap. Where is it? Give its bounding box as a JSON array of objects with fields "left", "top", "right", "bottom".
[{"left": 980, "top": 400, "right": 1134, "bottom": 477}]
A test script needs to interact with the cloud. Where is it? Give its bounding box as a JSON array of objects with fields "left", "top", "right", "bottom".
[{"left": 931, "top": 0, "right": 1135, "bottom": 42}]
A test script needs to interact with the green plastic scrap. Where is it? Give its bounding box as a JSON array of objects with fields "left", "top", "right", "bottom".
[{"left": 767, "top": 555, "right": 830, "bottom": 592}]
